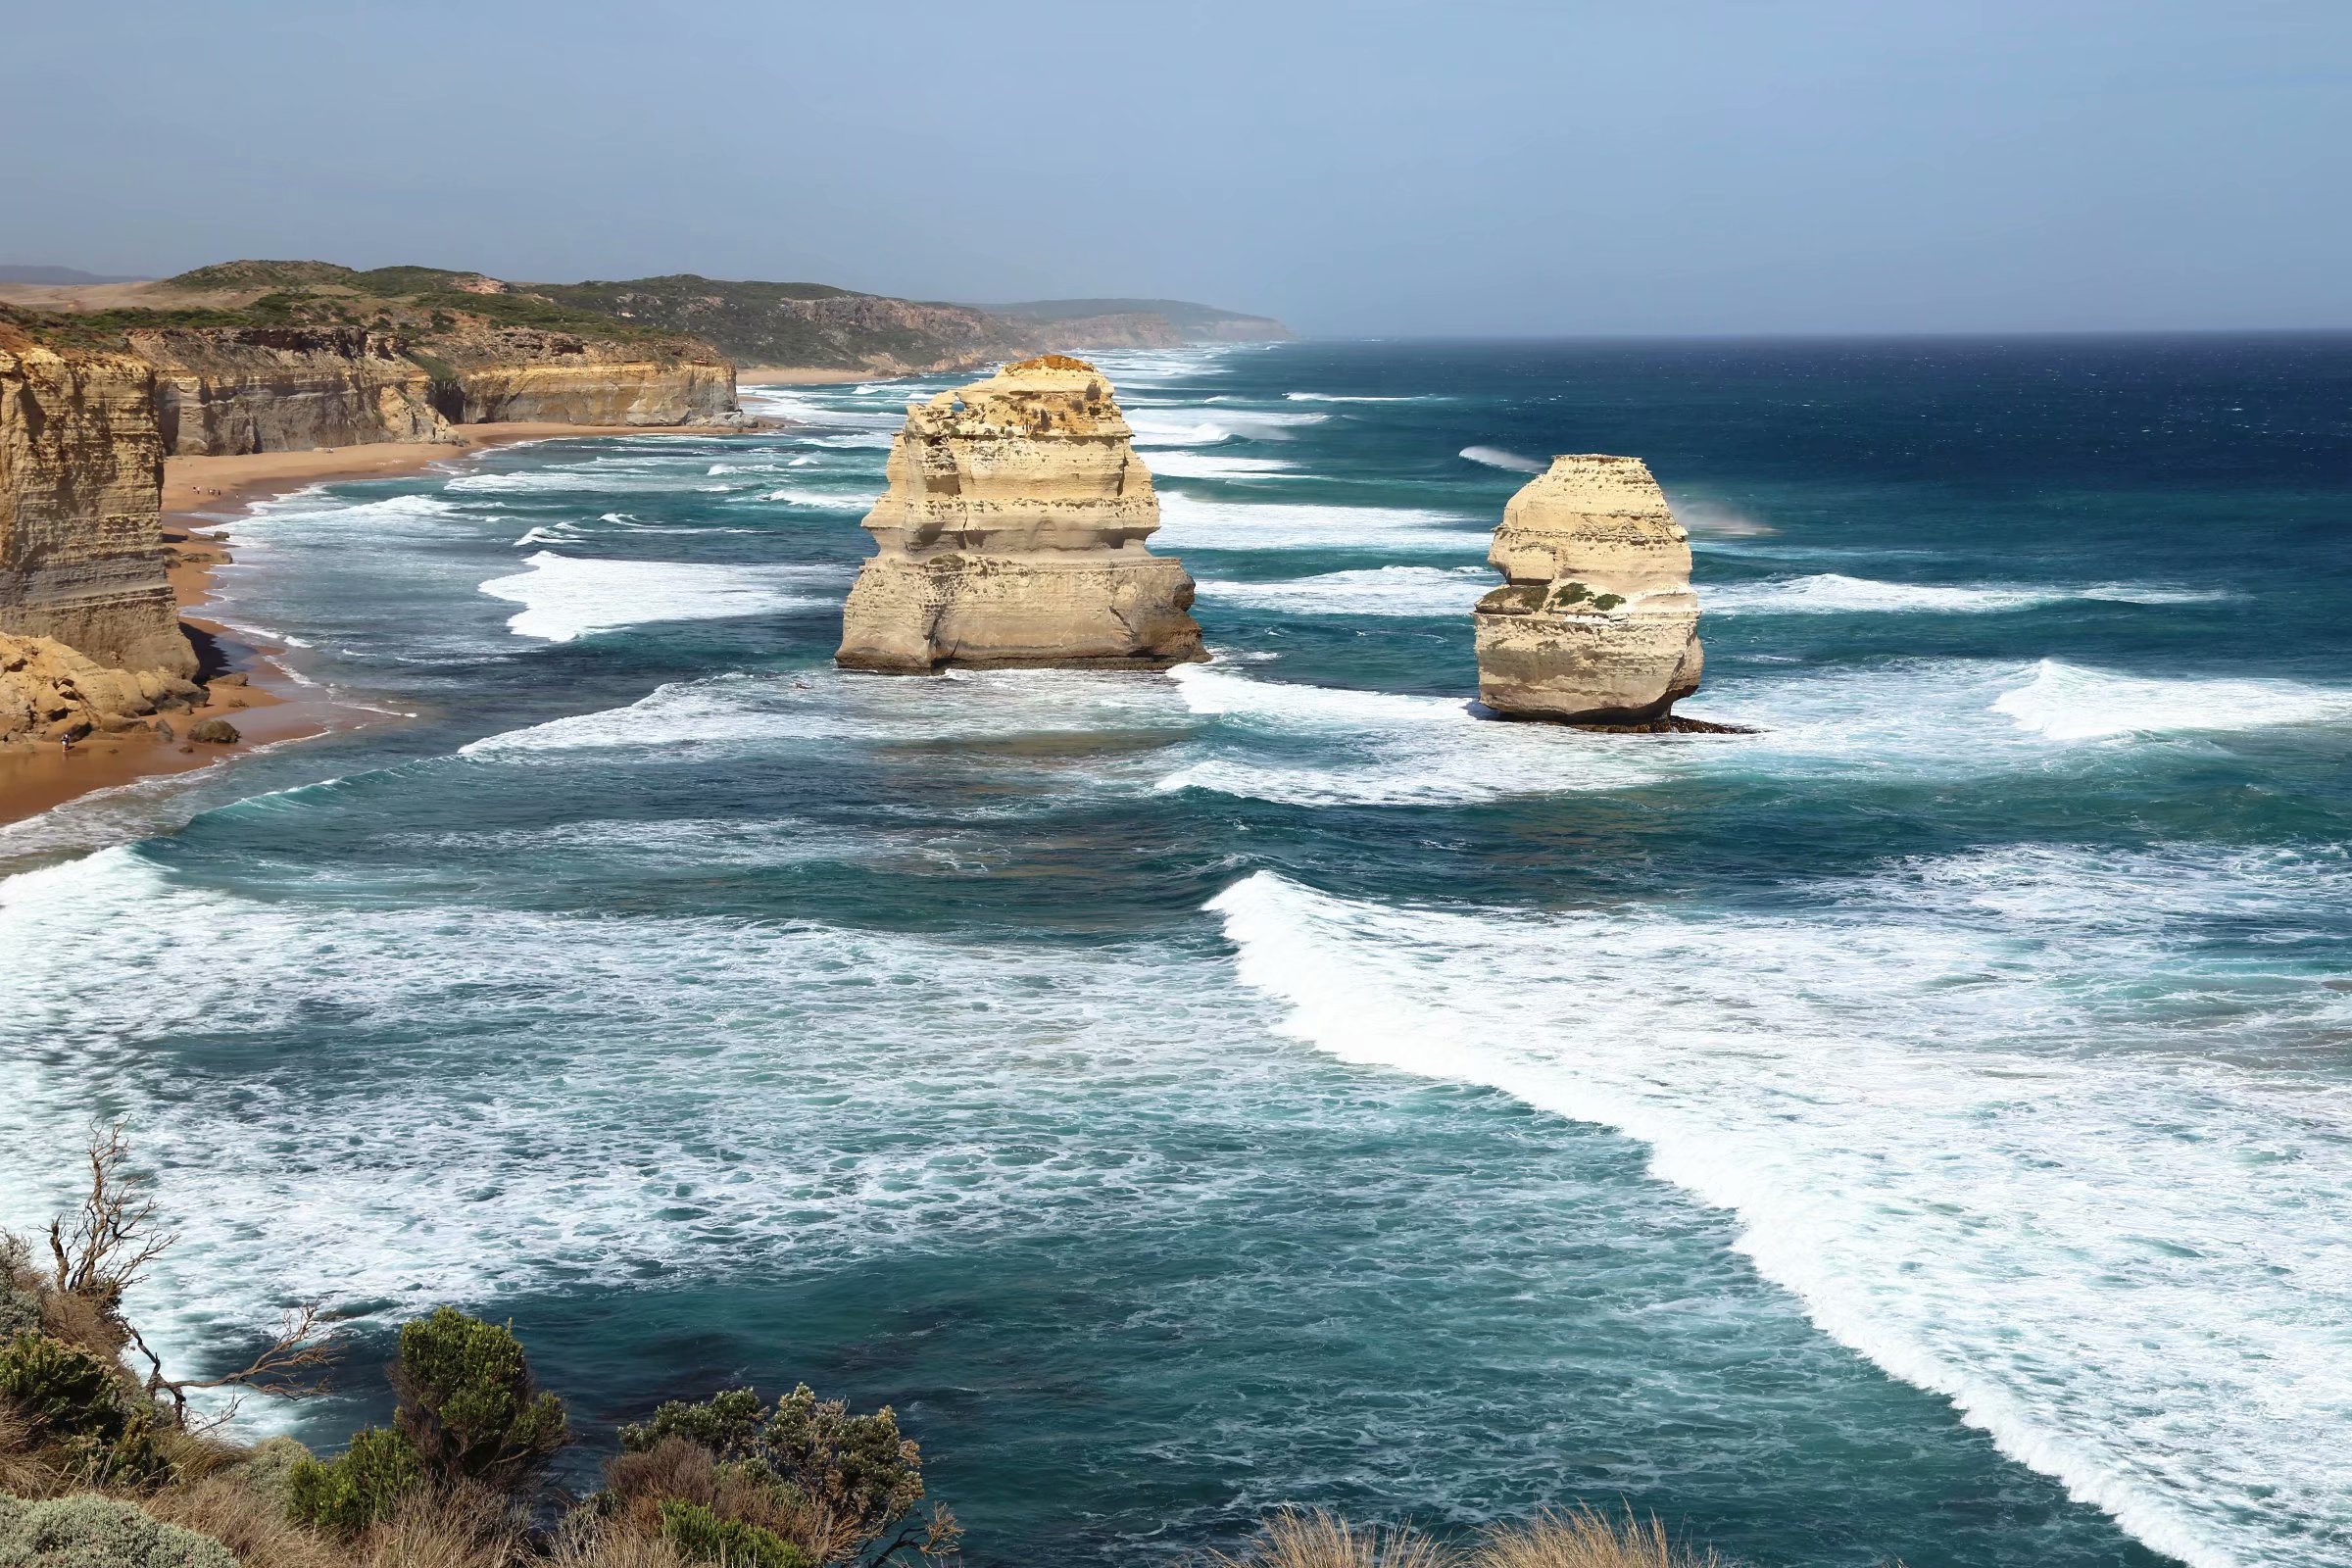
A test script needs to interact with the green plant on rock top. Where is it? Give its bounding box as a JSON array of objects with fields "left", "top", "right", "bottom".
[
  {"left": 283, "top": 1425, "right": 424, "bottom": 1537},
  {"left": 1592, "top": 592, "right": 1626, "bottom": 611},
  {"left": 1551, "top": 580, "right": 1593, "bottom": 607},
  {"left": 0, "top": 1492, "right": 238, "bottom": 1568},
  {"left": 390, "top": 1307, "right": 568, "bottom": 1490},
  {"left": 658, "top": 1498, "right": 814, "bottom": 1568}
]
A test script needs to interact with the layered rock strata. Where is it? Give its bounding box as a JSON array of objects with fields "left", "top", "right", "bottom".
[
  {"left": 837, "top": 355, "right": 1204, "bottom": 671},
  {"left": 129, "top": 326, "right": 448, "bottom": 455},
  {"left": 1472, "top": 455, "right": 1701, "bottom": 724},
  {"left": 431, "top": 329, "right": 736, "bottom": 425},
  {"left": 0, "top": 332, "right": 196, "bottom": 676}
]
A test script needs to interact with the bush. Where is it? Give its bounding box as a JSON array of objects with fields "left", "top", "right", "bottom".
[
  {"left": 0, "top": 1338, "right": 119, "bottom": 1448},
  {"left": 0, "top": 1492, "right": 238, "bottom": 1568},
  {"left": 619, "top": 1387, "right": 938, "bottom": 1565},
  {"left": 0, "top": 1333, "right": 161, "bottom": 1486},
  {"left": 657, "top": 1499, "right": 812, "bottom": 1568},
  {"left": 283, "top": 1426, "right": 422, "bottom": 1536},
  {"left": 390, "top": 1308, "right": 568, "bottom": 1492}
]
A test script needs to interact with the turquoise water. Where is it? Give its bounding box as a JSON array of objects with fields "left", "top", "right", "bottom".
[{"left": 4, "top": 337, "right": 2350, "bottom": 1568}]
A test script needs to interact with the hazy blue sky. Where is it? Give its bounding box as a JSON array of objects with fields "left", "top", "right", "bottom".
[{"left": 5, "top": 0, "right": 2345, "bottom": 334}]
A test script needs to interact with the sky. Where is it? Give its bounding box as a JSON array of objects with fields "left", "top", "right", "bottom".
[{"left": 3, "top": 0, "right": 2346, "bottom": 336}]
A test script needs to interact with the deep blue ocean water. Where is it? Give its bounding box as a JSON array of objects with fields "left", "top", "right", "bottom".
[{"left": 4, "top": 336, "right": 2350, "bottom": 1568}]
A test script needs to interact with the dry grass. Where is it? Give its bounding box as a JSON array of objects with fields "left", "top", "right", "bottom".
[
  {"left": 1212, "top": 1508, "right": 1455, "bottom": 1568},
  {"left": 356, "top": 1483, "right": 520, "bottom": 1568},
  {"left": 1210, "top": 1507, "right": 1721, "bottom": 1568},
  {"left": 542, "top": 1513, "right": 690, "bottom": 1568},
  {"left": 602, "top": 1435, "right": 852, "bottom": 1563},
  {"left": 143, "top": 1473, "right": 342, "bottom": 1568},
  {"left": 1473, "top": 1508, "right": 1719, "bottom": 1568}
]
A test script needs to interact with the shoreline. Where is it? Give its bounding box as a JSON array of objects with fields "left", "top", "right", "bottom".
[{"left": 0, "top": 419, "right": 745, "bottom": 830}]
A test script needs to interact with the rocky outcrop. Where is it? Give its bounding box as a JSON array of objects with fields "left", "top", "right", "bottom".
[
  {"left": 1472, "top": 455, "right": 1702, "bottom": 724},
  {"left": 0, "top": 331, "right": 196, "bottom": 676},
  {"left": 129, "top": 326, "right": 449, "bottom": 455},
  {"left": 0, "top": 630, "right": 201, "bottom": 745},
  {"left": 431, "top": 329, "right": 736, "bottom": 425},
  {"left": 837, "top": 355, "right": 1205, "bottom": 672}
]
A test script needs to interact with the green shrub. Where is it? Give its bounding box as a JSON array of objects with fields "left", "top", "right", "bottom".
[
  {"left": 1551, "top": 580, "right": 1592, "bottom": 606},
  {"left": 657, "top": 1499, "right": 812, "bottom": 1568},
  {"left": 0, "top": 1335, "right": 124, "bottom": 1448},
  {"left": 229, "top": 1434, "right": 313, "bottom": 1511},
  {"left": 0, "top": 1492, "right": 237, "bottom": 1568},
  {"left": 1592, "top": 592, "right": 1626, "bottom": 611},
  {"left": 284, "top": 1425, "right": 422, "bottom": 1536},
  {"left": 1475, "top": 584, "right": 1544, "bottom": 616},
  {"left": 390, "top": 1308, "right": 568, "bottom": 1491},
  {"left": 0, "top": 1250, "right": 45, "bottom": 1349},
  {"left": 622, "top": 1386, "right": 925, "bottom": 1558}
]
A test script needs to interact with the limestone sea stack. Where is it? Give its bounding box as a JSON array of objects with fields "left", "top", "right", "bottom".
[
  {"left": 836, "top": 355, "right": 1205, "bottom": 672},
  {"left": 1472, "top": 455, "right": 1701, "bottom": 724}
]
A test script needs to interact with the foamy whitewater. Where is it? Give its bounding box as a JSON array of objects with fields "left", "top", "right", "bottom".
[{"left": 4, "top": 338, "right": 2348, "bottom": 1568}]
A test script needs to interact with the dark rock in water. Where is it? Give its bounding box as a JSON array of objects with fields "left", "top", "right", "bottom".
[
  {"left": 1573, "top": 714, "right": 1755, "bottom": 734},
  {"left": 188, "top": 717, "right": 240, "bottom": 744}
]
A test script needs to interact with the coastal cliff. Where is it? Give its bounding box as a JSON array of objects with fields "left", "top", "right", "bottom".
[
  {"left": 0, "top": 327, "right": 195, "bottom": 676},
  {"left": 429, "top": 328, "right": 734, "bottom": 424},
  {"left": 1473, "top": 455, "right": 1701, "bottom": 725},
  {"left": 837, "top": 355, "right": 1205, "bottom": 671},
  {"left": 1, "top": 263, "right": 742, "bottom": 455},
  {"left": 130, "top": 325, "right": 446, "bottom": 456}
]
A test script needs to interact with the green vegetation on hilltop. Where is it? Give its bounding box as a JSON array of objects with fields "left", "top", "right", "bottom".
[{"left": 520, "top": 274, "right": 1010, "bottom": 370}]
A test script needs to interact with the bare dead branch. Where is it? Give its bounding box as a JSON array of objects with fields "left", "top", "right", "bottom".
[{"left": 47, "top": 1121, "right": 175, "bottom": 1303}]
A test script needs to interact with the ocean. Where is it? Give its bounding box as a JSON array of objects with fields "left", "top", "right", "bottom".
[{"left": 3, "top": 336, "right": 2348, "bottom": 1568}]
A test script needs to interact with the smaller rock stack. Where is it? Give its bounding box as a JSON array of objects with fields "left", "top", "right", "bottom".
[
  {"left": 836, "top": 355, "right": 1205, "bottom": 672},
  {"left": 1472, "top": 455, "right": 1702, "bottom": 725}
]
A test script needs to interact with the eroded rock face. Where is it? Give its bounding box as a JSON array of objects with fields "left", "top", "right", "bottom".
[
  {"left": 837, "top": 355, "right": 1205, "bottom": 671},
  {"left": 1472, "top": 454, "right": 1701, "bottom": 723},
  {"left": 435, "top": 330, "right": 737, "bottom": 425},
  {"left": 0, "top": 335, "right": 196, "bottom": 676},
  {"left": 130, "top": 326, "right": 450, "bottom": 455},
  {"left": 0, "top": 630, "right": 200, "bottom": 745}
]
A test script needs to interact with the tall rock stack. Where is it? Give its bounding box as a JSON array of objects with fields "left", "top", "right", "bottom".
[
  {"left": 0, "top": 329, "right": 196, "bottom": 677},
  {"left": 836, "top": 355, "right": 1205, "bottom": 672},
  {"left": 1472, "top": 455, "right": 1701, "bottom": 725}
]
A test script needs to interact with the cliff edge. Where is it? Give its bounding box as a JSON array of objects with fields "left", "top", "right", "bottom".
[
  {"left": 1472, "top": 455, "right": 1701, "bottom": 725},
  {"left": 837, "top": 355, "right": 1205, "bottom": 671},
  {"left": 0, "top": 324, "right": 195, "bottom": 677}
]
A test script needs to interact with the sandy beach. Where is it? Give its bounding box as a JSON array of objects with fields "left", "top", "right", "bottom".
[
  {"left": 0, "top": 420, "right": 743, "bottom": 828},
  {"left": 735, "top": 366, "right": 884, "bottom": 385}
]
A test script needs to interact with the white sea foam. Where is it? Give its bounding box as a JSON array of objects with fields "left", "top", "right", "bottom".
[
  {"left": 1209, "top": 857, "right": 2352, "bottom": 1568},
  {"left": 1127, "top": 407, "right": 1328, "bottom": 447},
  {"left": 1992, "top": 659, "right": 2352, "bottom": 741},
  {"left": 475, "top": 552, "right": 839, "bottom": 642},
  {"left": 1286, "top": 393, "right": 1433, "bottom": 403},
  {"left": 1142, "top": 452, "right": 1301, "bottom": 479},
  {"left": 1705, "top": 574, "right": 2236, "bottom": 616},
  {"left": 758, "top": 488, "right": 869, "bottom": 509},
  {"left": 1196, "top": 565, "right": 1492, "bottom": 616},
  {"left": 1159, "top": 665, "right": 1659, "bottom": 806},
  {"left": 463, "top": 666, "right": 1193, "bottom": 760},
  {"left": 1153, "top": 493, "right": 1488, "bottom": 554},
  {"left": 0, "top": 846, "right": 1283, "bottom": 1407},
  {"left": 1459, "top": 446, "right": 1545, "bottom": 473}
]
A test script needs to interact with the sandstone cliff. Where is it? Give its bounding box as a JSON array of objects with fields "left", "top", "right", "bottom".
[
  {"left": 0, "top": 327, "right": 195, "bottom": 676},
  {"left": 129, "top": 325, "right": 447, "bottom": 456},
  {"left": 837, "top": 355, "right": 1205, "bottom": 672},
  {"left": 427, "top": 328, "right": 735, "bottom": 425},
  {"left": 1472, "top": 455, "right": 1701, "bottom": 724}
]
